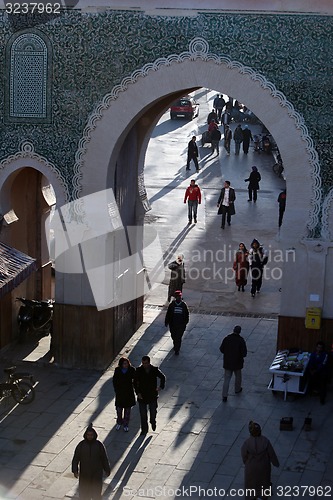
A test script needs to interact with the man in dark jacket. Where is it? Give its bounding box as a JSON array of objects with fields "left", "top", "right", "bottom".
[
  {"left": 242, "top": 125, "right": 253, "bottom": 154},
  {"left": 220, "top": 325, "right": 247, "bottom": 402},
  {"left": 217, "top": 180, "right": 236, "bottom": 229},
  {"left": 210, "top": 126, "right": 222, "bottom": 155},
  {"left": 186, "top": 136, "right": 200, "bottom": 171},
  {"left": 213, "top": 94, "right": 226, "bottom": 121},
  {"left": 165, "top": 290, "right": 189, "bottom": 355},
  {"left": 207, "top": 109, "right": 218, "bottom": 124},
  {"left": 134, "top": 356, "right": 166, "bottom": 435},
  {"left": 72, "top": 423, "right": 111, "bottom": 499}
]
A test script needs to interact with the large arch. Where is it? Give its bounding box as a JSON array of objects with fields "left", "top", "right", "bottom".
[
  {"left": 76, "top": 38, "right": 320, "bottom": 242},
  {"left": 54, "top": 38, "right": 333, "bottom": 368}
]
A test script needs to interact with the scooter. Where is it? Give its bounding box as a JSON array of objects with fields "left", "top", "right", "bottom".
[{"left": 17, "top": 297, "right": 54, "bottom": 343}]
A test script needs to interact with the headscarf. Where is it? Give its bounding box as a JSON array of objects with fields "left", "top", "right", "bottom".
[
  {"left": 251, "top": 238, "right": 260, "bottom": 248},
  {"left": 238, "top": 242, "right": 248, "bottom": 253},
  {"left": 249, "top": 420, "right": 261, "bottom": 437}
]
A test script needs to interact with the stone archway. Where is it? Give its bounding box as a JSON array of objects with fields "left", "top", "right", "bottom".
[
  {"left": 76, "top": 38, "right": 320, "bottom": 242},
  {"left": 53, "top": 39, "right": 331, "bottom": 367},
  {"left": 0, "top": 141, "right": 68, "bottom": 301}
]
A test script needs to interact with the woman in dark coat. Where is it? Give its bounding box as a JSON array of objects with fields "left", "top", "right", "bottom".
[
  {"left": 245, "top": 166, "right": 261, "bottom": 202},
  {"left": 241, "top": 421, "right": 279, "bottom": 499},
  {"left": 112, "top": 357, "right": 136, "bottom": 432},
  {"left": 167, "top": 254, "right": 185, "bottom": 302},
  {"left": 233, "top": 243, "right": 249, "bottom": 292}
]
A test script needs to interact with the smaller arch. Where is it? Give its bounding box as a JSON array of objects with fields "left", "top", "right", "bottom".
[{"left": 0, "top": 141, "right": 68, "bottom": 215}]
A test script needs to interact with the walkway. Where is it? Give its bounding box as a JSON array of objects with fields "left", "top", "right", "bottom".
[
  {"left": 144, "top": 89, "right": 286, "bottom": 316},
  {"left": 0, "top": 309, "right": 332, "bottom": 499}
]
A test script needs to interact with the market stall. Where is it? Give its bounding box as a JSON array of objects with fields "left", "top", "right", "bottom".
[{"left": 268, "top": 350, "right": 310, "bottom": 401}]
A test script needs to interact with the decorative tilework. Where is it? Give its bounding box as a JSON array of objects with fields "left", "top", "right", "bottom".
[{"left": 0, "top": 10, "right": 331, "bottom": 236}]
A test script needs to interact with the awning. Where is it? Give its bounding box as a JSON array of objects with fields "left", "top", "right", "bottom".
[{"left": 0, "top": 242, "right": 37, "bottom": 299}]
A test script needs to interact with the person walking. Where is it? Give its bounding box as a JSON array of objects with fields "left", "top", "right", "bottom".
[
  {"left": 186, "top": 136, "right": 200, "bottom": 171},
  {"left": 207, "top": 109, "right": 218, "bottom": 124},
  {"left": 208, "top": 119, "right": 218, "bottom": 134},
  {"left": 278, "top": 188, "right": 287, "bottom": 227},
  {"left": 165, "top": 290, "right": 189, "bottom": 355},
  {"left": 72, "top": 423, "right": 111, "bottom": 500},
  {"left": 213, "top": 94, "right": 226, "bottom": 121},
  {"left": 245, "top": 166, "right": 261, "bottom": 202},
  {"left": 210, "top": 126, "right": 221, "bottom": 155},
  {"left": 112, "top": 357, "right": 136, "bottom": 432},
  {"left": 184, "top": 179, "right": 201, "bottom": 224},
  {"left": 233, "top": 243, "right": 249, "bottom": 292},
  {"left": 217, "top": 180, "right": 236, "bottom": 229},
  {"left": 241, "top": 421, "right": 280, "bottom": 499},
  {"left": 224, "top": 124, "right": 232, "bottom": 155},
  {"left": 248, "top": 238, "right": 268, "bottom": 297},
  {"left": 242, "top": 125, "right": 253, "bottom": 154},
  {"left": 134, "top": 356, "right": 166, "bottom": 435},
  {"left": 167, "top": 254, "right": 185, "bottom": 302},
  {"left": 221, "top": 110, "right": 231, "bottom": 133},
  {"left": 233, "top": 124, "right": 243, "bottom": 155},
  {"left": 219, "top": 325, "right": 247, "bottom": 402}
]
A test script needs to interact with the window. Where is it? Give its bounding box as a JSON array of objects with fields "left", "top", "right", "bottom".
[{"left": 6, "top": 31, "right": 51, "bottom": 123}]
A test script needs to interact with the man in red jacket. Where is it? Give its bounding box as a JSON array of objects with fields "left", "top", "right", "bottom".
[{"left": 184, "top": 179, "right": 202, "bottom": 224}]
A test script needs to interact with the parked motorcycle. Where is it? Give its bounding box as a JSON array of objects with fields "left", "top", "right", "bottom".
[{"left": 17, "top": 297, "right": 54, "bottom": 343}]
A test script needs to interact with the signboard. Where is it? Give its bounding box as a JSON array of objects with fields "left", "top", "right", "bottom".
[{"left": 305, "top": 307, "right": 321, "bottom": 329}]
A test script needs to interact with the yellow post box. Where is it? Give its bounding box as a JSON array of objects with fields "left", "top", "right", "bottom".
[{"left": 305, "top": 307, "right": 321, "bottom": 329}]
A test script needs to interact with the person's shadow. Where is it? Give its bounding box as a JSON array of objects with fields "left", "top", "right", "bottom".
[{"left": 102, "top": 435, "right": 152, "bottom": 499}]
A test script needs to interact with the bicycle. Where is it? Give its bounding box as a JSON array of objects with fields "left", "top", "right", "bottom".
[{"left": 0, "top": 366, "right": 35, "bottom": 405}]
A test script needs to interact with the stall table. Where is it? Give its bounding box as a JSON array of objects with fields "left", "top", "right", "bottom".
[{"left": 268, "top": 350, "right": 310, "bottom": 401}]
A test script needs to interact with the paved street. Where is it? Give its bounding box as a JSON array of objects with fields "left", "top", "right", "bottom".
[
  {"left": 0, "top": 310, "right": 332, "bottom": 499},
  {"left": 144, "top": 89, "right": 286, "bottom": 315},
  {"left": 0, "top": 90, "right": 332, "bottom": 500}
]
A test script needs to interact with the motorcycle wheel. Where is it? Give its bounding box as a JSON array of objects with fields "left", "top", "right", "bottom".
[{"left": 11, "top": 381, "right": 35, "bottom": 404}]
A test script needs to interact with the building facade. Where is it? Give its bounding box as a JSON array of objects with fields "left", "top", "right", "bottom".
[{"left": 0, "top": 1, "right": 333, "bottom": 367}]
